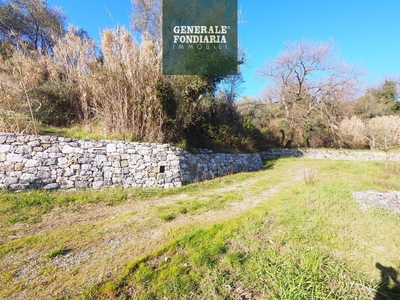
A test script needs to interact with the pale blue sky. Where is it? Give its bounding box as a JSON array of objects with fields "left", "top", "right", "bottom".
[{"left": 48, "top": 0, "right": 400, "bottom": 98}]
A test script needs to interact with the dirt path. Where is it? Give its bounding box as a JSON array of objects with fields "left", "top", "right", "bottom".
[{"left": 1, "top": 164, "right": 305, "bottom": 300}]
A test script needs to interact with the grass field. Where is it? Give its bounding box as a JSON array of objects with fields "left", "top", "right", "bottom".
[{"left": 1, "top": 158, "right": 400, "bottom": 299}]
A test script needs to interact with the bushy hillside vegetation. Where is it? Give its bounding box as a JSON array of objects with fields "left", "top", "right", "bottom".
[
  {"left": 0, "top": 0, "right": 260, "bottom": 152},
  {"left": 0, "top": 0, "right": 399, "bottom": 152},
  {"left": 237, "top": 79, "right": 400, "bottom": 149}
]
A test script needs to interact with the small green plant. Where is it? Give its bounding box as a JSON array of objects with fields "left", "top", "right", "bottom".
[
  {"left": 158, "top": 213, "right": 176, "bottom": 222},
  {"left": 45, "top": 247, "right": 71, "bottom": 259}
]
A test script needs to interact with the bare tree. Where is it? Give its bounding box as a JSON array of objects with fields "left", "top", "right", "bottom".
[
  {"left": 130, "top": 0, "right": 161, "bottom": 42},
  {"left": 257, "top": 39, "right": 362, "bottom": 147},
  {"left": 0, "top": 0, "right": 66, "bottom": 54}
]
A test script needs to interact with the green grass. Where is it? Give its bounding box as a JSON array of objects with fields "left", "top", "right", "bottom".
[
  {"left": 39, "top": 124, "right": 127, "bottom": 141},
  {"left": 155, "top": 192, "right": 242, "bottom": 221},
  {"left": 1, "top": 158, "right": 400, "bottom": 299},
  {"left": 0, "top": 182, "right": 238, "bottom": 227},
  {"left": 0, "top": 188, "right": 130, "bottom": 226},
  {"left": 79, "top": 159, "right": 400, "bottom": 300},
  {"left": 45, "top": 247, "right": 71, "bottom": 259}
]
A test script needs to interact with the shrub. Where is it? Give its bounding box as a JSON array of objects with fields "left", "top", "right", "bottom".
[
  {"left": 367, "top": 115, "right": 400, "bottom": 150},
  {"left": 339, "top": 116, "right": 367, "bottom": 149}
]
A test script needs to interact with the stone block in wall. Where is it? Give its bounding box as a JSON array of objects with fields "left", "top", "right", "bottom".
[
  {"left": 40, "top": 142, "right": 52, "bottom": 148},
  {"left": 112, "top": 177, "right": 123, "bottom": 184},
  {"left": 47, "top": 146, "right": 60, "bottom": 153},
  {"left": 104, "top": 171, "right": 113, "bottom": 180},
  {"left": 15, "top": 162, "right": 24, "bottom": 171},
  {"left": 137, "top": 148, "right": 149, "bottom": 156},
  {"left": 20, "top": 173, "right": 36, "bottom": 184},
  {"left": 94, "top": 155, "right": 107, "bottom": 165},
  {"left": 145, "top": 179, "right": 155, "bottom": 187},
  {"left": 126, "top": 148, "right": 137, "bottom": 154},
  {"left": 92, "top": 170, "right": 102, "bottom": 177},
  {"left": 70, "top": 164, "right": 80, "bottom": 172},
  {"left": 44, "top": 183, "right": 60, "bottom": 190},
  {"left": 93, "top": 181, "right": 103, "bottom": 189},
  {"left": 4, "top": 177, "right": 19, "bottom": 185},
  {"left": 9, "top": 184, "right": 30, "bottom": 190},
  {"left": 63, "top": 167, "right": 73, "bottom": 177},
  {"left": 78, "top": 158, "right": 92, "bottom": 164},
  {"left": 124, "top": 177, "right": 133, "bottom": 185},
  {"left": 81, "top": 164, "right": 91, "bottom": 171},
  {"left": 60, "top": 180, "right": 74, "bottom": 189},
  {"left": 57, "top": 157, "right": 68, "bottom": 166},
  {"left": 80, "top": 141, "right": 93, "bottom": 149},
  {"left": 114, "top": 168, "right": 123, "bottom": 175},
  {"left": 134, "top": 172, "right": 144, "bottom": 180},
  {"left": 79, "top": 170, "right": 91, "bottom": 177},
  {"left": 112, "top": 161, "right": 121, "bottom": 168},
  {"left": 37, "top": 169, "right": 51, "bottom": 179},
  {"left": 106, "top": 144, "right": 117, "bottom": 153},
  {"left": 128, "top": 154, "right": 139, "bottom": 165},
  {"left": 92, "top": 148, "right": 106, "bottom": 155},
  {"left": 33, "top": 152, "right": 47, "bottom": 159},
  {"left": 0, "top": 145, "right": 11, "bottom": 153},
  {"left": 28, "top": 140, "right": 40, "bottom": 147},
  {"left": 136, "top": 163, "right": 147, "bottom": 171},
  {"left": 1, "top": 164, "right": 12, "bottom": 172},
  {"left": 8, "top": 171, "right": 21, "bottom": 178},
  {"left": 25, "top": 159, "right": 39, "bottom": 168},
  {"left": 62, "top": 145, "right": 76, "bottom": 154},
  {"left": 75, "top": 181, "right": 89, "bottom": 189},
  {"left": 49, "top": 152, "right": 63, "bottom": 158},
  {"left": 6, "top": 153, "right": 23, "bottom": 162}
]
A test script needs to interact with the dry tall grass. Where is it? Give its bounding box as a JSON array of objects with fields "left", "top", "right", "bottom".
[
  {"left": 0, "top": 24, "right": 228, "bottom": 144},
  {"left": 0, "top": 26, "right": 179, "bottom": 142},
  {"left": 0, "top": 46, "right": 46, "bottom": 133},
  {"left": 339, "top": 116, "right": 366, "bottom": 148},
  {"left": 52, "top": 26, "right": 169, "bottom": 141},
  {"left": 339, "top": 115, "right": 400, "bottom": 150}
]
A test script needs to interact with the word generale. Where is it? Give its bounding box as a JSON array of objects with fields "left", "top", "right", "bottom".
[{"left": 172, "top": 25, "right": 230, "bottom": 44}]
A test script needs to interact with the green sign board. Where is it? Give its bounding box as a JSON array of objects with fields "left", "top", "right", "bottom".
[{"left": 163, "top": 0, "right": 238, "bottom": 75}]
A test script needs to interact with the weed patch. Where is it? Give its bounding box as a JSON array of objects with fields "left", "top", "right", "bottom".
[{"left": 45, "top": 247, "right": 72, "bottom": 259}]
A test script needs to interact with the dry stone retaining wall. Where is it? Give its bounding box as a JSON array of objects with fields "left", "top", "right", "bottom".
[
  {"left": 0, "top": 133, "right": 262, "bottom": 190},
  {"left": 3, "top": 133, "right": 398, "bottom": 191},
  {"left": 179, "top": 151, "right": 262, "bottom": 185},
  {"left": 260, "top": 148, "right": 400, "bottom": 161}
]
